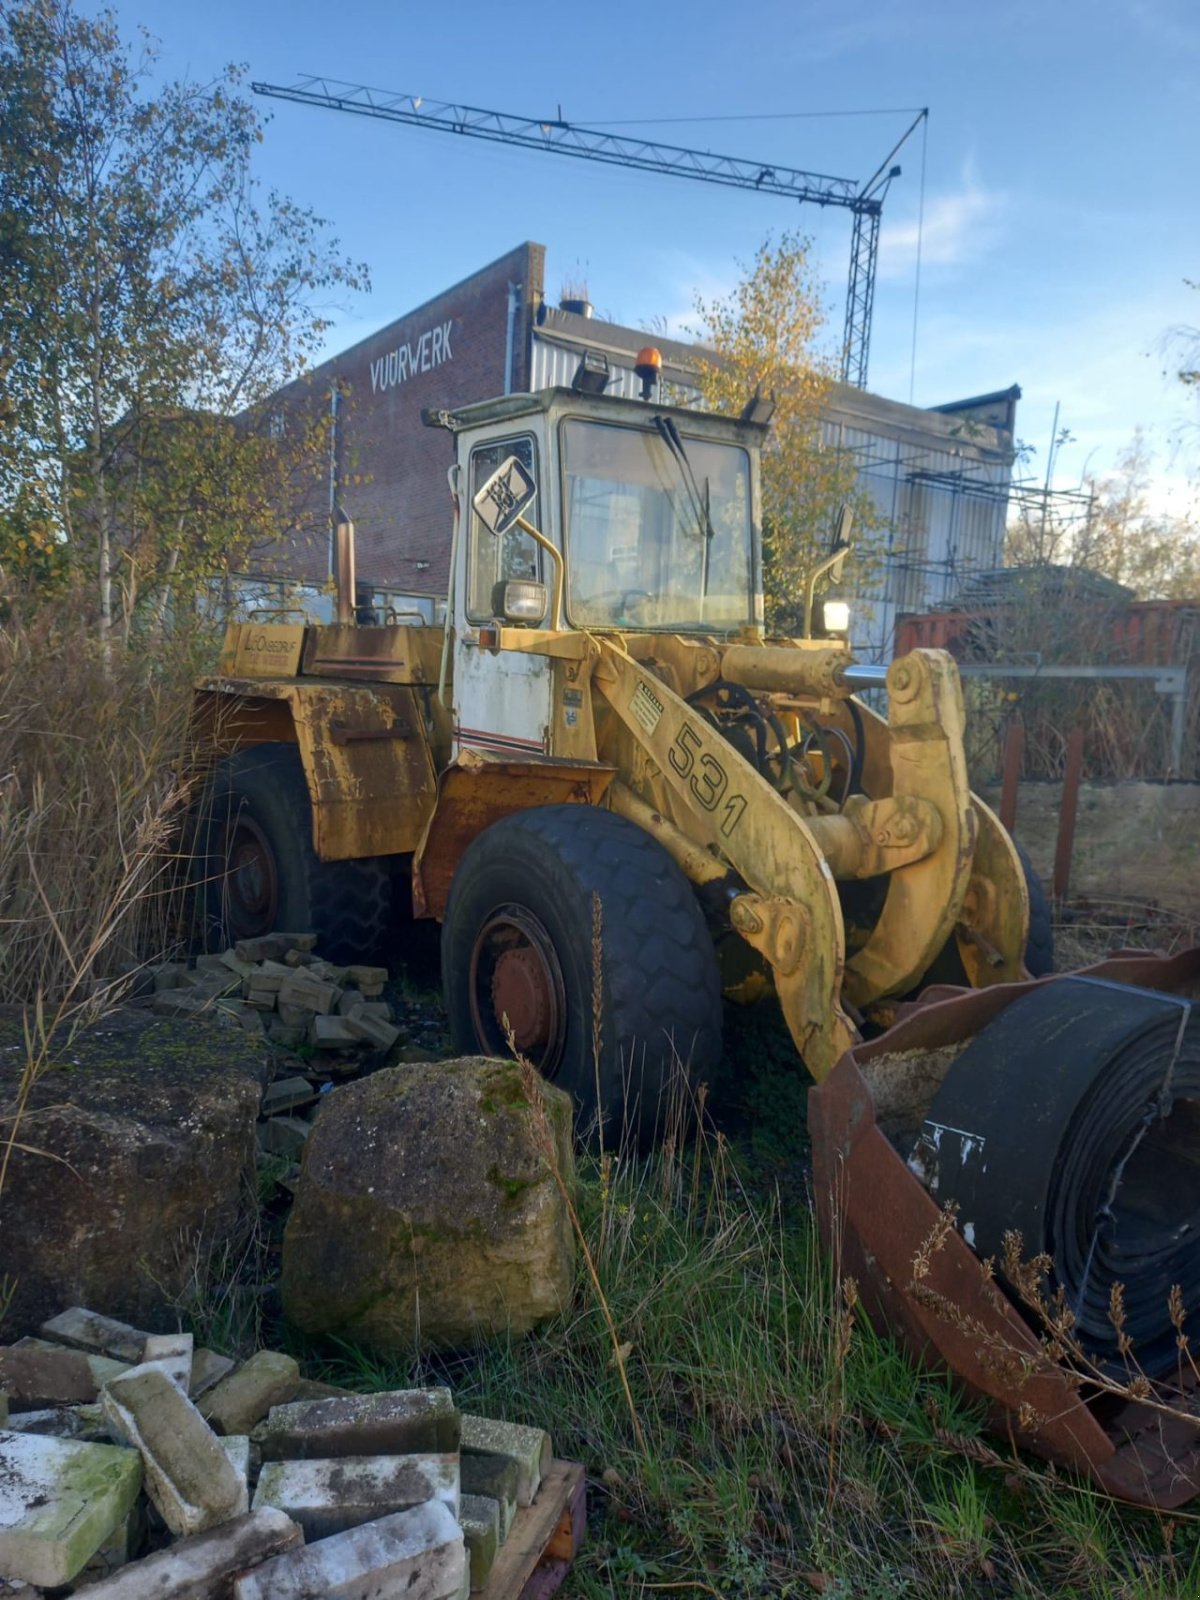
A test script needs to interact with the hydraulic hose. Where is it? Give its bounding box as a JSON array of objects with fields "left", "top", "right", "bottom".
[{"left": 909, "top": 978, "right": 1200, "bottom": 1379}]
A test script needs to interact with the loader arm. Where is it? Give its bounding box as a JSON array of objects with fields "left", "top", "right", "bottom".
[{"left": 591, "top": 637, "right": 857, "bottom": 1077}]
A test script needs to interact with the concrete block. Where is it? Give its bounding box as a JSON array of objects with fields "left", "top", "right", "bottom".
[
  {"left": 284, "top": 948, "right": 314, "bottom": 967},
  {"left": 221, "top": 1434, "right": 253, "bottom": 1503},
  {"left": 199, "top": 1351, "right": 301, "bottom": 1436},
  {"left": 261, "top": 1076, "right": 319, "bottom": 1117},
  {"left": 280, "top": 974, "right": 339, "bottom": 1015},
  {"left": 461, "top": 1414, "right": 551, "bottom": 1508},
  {"left": 335, "top": 988, "right": 366, "bottom": 1016},
  {"left": 345, "top": 965, "right": 389, "bottom": 989},
  {"left": 253, "top": 1452, "right": 458, "bottom": 1541},
  {"left": 141, "top": 1332, "right": 193, "bottom": 1391},
  {"left": 342, "top": 1012, "right": 402, "bottom": 1052},
  {"left": 278, "top": 1001, "right": 316, "bottom": 1028},
  {"left": 306, "top": 960, "right": 348, "bottom": 985},
  {"left": 151, "top": 962, "right": 187, "bottom": 991},
  {"left": 308, "top": 1014, "right": 358, "bottom": 1048},
  {"left": 5, "top": 1403, "right": 106, "bottom": 1440},
  {"left": 234, "top": 1498, "right": 465, "bottom": 1600},
  {"left": 0, "top": 1343, "right": 125, "bottom": 1408},
  {"left": 40, "top": 1311, "right": 148, "bottom": 1365},
  {"left": 189, "top": 1349, "right": 236, "bottom": 1400},
  {"left": 234, "top": 936, "right": 291, "bottom": 963},
  {"left": 258, "top": 1388, "right": 461, "bottom": 1463},
  {"left": 0, "top": 1427, "right": 143, "bottom": 1587},
  {"left": 101, "top": 1364, "right": 246, "bottom": 1536},
  {"left": 73, "top": 1501, "right": 144, "bottom": 1585},
  {"left": 459, "top": 1455, "right": 516, "bottom": 1540},
  {"left": 458, "top": 1494, "right": 500, "bottom": 1590},
  {"left": 219, "top": 949, "right": 258, "bottom": 978},
  {"left": 257, "top": 1117, "right": 312, "bottom": 1161},
  {"left": 71, "top": 1508, "right": 304, "bottom": 1598}
]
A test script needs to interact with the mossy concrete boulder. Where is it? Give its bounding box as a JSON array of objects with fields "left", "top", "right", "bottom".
[
  {"left": 0, "top": 1009, "right": 267, "bottom": 1340},
  {"left": 281, "top": 1058, "right": 576, "bottom": 1353}
]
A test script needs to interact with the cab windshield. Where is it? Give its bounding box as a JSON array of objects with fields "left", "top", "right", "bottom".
[{"left": 561, "top": 418, "right": 753, "bottom": 630}]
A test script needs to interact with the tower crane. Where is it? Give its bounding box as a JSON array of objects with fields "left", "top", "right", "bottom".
[{"left": 252, "top": 76, "right": 927, "bottom": 390}]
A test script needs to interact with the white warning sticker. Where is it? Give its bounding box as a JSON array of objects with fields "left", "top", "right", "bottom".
[{"left": 630, "top": 679, "right": 664, "bottom": 734}]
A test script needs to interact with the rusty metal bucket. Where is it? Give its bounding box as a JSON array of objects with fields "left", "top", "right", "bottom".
[{"left": 808, "top": 948, "right": 1200, "bottom": 1508}]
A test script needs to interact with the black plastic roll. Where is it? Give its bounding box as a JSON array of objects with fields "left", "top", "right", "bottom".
[{"left": 909, "top": 978, "right": 1200, "bottom": 1378}]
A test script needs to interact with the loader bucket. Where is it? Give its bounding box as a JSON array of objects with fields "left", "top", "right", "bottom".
[{"left": 809, "top": 947, "right": 1200, "bottom": 1509}]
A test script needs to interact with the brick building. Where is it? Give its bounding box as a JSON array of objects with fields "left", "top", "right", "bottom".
[{"left": 241, "top": 240, "right": 1021, "bottom": 657}]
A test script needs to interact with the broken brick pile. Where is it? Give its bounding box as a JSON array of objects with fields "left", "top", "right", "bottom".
[
  {"left": 142, "top": 932, "right": 442, "bottom": 1173},
  {"left": 0, "top": 1307, "right": 554, "bottom": 1596}
]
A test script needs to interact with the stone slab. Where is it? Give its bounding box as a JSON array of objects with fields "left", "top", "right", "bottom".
[
  {"left": 261, "top": 1077, "right": 319, "bottom": 1117},
  {"left": 0, "top": 1428, "right": 143, "bottom": 1587},
  {"left": 234, "top": 1498, "right": 465, "bottom": 1600},
  {"left": 102, "top": 1365, "right": 246, "bottom": 1536},
  {"left": 279, "top": 975, "right": 339, "bottom": 1015},
  {"left": 40, "top": 1310, "right": 147, "bottom": 1365},
  {"left": 308, "top": 1015, "right": 358, "bottom": 1048},
  {"left": 461, "top": 1415, "right": 551, "bottom": 1508},
  {"left": 252, "top": 1452, "right": 458, "bottom": 1541},
  {"left": 199, "top": 1351, "right": 300, "bottom": 1436},
  {"left": 141, "top": 1332, "right": 193, "bottom": 1391},
  {"left": 345, "top": 966, "right": 389, "bottom": 989},
  {"left": 342, "top": 1012, "right": 402, "bottom": 1051},
  {"left": 189, "top": 1349, "right": 236, "bottom": 1401},
  {"left": 257, "top": 1388, "right": 461, "bottom": 1462},
  {"left": 72, "top": 1507, "right": 305, "bottom": 1598},
  {"left": 459, "top": 1455, "right": 516, "bottom": 1541},
  {"left": 257, "top": 1117, "right": 311, "bottom": 1162},
  {"left": 458, "top": 1494, "right": 500, "bottom": 1591},
  {"left": 5, "top": 1403, "right": 106, "bottom": 1440},
  {"left": 3, "top": 1342, "right": 130, "bottom": 1408},
  {"left": 220, "top": 1434, "right": 253, "bottom": 1505}
]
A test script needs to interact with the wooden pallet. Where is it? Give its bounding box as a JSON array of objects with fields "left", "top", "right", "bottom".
[{"left": 478, "top": 1458, "right": 587, "bottom": 1600}]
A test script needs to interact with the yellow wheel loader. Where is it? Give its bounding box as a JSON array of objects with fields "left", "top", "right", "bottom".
[{"left": 194, "top": 383, "right": 1200, "bottom": 1500}]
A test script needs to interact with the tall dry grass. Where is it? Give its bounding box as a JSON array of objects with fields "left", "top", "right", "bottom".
[{"left": 0, "top": 603, "right": 208, "bottom": 1010}]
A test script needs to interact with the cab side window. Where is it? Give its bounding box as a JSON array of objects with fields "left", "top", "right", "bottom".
[{"left": 466, "top": 436, "right": 539, "bottom": 622}]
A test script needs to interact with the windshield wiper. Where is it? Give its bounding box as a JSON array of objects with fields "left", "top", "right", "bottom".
[{"left": 653, "top": 415, "right": 714, "bottom": 542}]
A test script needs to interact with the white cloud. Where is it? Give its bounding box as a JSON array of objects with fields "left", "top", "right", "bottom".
[{"left": 878, "top": 164, "right": 1007, "bottom": 280}]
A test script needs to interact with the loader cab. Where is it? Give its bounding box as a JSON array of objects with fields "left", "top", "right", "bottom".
[{"left": 442, "top": 387, "right": 767, "bottom": 758}]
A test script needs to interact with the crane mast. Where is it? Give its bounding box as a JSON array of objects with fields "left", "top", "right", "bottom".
[{"left": 254, "top": 76, "right": 925, "bottom": 389}]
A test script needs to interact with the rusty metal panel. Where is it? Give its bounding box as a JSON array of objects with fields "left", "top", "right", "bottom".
[
  {"left": 290, "top": 683, "right": 439, "bottom": 860},
  {"left": 218, "top": 623, "right": 306, "bottom": 678},
  {"left": 412, "top": 749, "right": 615, "bottom": 919},
  {"left": 302, "top": 623, "right": 444, "bottom": 685}
]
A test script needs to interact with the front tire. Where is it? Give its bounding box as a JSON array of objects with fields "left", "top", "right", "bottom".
[
  {"left": 193, "top": 743, "right": 391, "bottom": 962},
  {"left": 442, "top": 805, "right": 722, "bottom": 1147}
]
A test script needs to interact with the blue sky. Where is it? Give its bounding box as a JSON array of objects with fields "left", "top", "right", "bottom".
[{"left": 124, "top": 0, "right": 1197, "bottom": 510}]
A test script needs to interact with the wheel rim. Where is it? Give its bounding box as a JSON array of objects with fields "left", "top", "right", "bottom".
[
  {"left": 221, "top": 813, "right": 279, "bottom": 937},
  {"left": 468, "top": 905, "right": 567, "bottom": 1076}
]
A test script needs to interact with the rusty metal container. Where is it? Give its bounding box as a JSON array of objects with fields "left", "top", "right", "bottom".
[{"left": 809, "top": 948, "right": 1200, "bottom": 1508}]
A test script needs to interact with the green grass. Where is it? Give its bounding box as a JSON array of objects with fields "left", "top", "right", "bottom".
[{"left": 299, "top": 1104, "right": 1200, "bottom": 1599}]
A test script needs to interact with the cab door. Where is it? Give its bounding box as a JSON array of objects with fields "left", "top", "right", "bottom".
[{"left": 453, "top": 432, "right": 553, "bottom": 758}]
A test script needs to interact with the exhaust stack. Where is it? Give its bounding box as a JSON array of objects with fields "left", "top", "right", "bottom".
[{"left": 333, "top": 508, "right": 356, "bottom": 627}]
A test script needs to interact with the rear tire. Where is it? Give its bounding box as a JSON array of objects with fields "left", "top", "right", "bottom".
[
  {"left": 1017, "top": 839, "right": 1055, "bottom": 977},
  {"left": 193, "top": 743, "right": 391, "bottom": 962},
  {"left": 442, "top": 804, "right": 722, "bottom": 1147}
]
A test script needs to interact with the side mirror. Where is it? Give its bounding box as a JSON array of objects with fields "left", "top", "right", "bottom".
[{"left": 472, "top": 455, "right": 537, "bottom": 539}]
